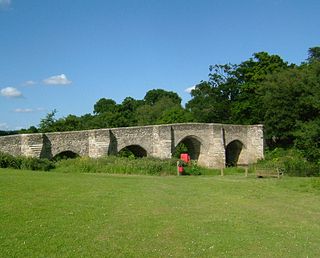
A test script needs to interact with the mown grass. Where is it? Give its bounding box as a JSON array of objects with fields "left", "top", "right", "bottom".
[{"left": 1, "top": 169, "right": 320, "bottom": 257}]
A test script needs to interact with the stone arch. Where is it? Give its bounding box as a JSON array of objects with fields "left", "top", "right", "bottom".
[
  {"left": 53, "top": 150, "right": 80, "bottom": 161},
  {"left": 225, "top": 140, "right": 244, "bottom": 167},
  {"left": 118, "top": 144, "right": 147, "bottom": 158},
  {"left": 174, "top": 135, "right": 203, "bottom": 160},
  {"left": 51, "top": 145, "right": 82, "bottom": 159}
]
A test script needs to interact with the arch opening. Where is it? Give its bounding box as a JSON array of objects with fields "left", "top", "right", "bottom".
[
  {"left": 225, "top": 140, "right": 243, "bottom": 167},
  {"left": 118, "top": 145, "right": 147, "bottom": 158},
  {"left": 53, "top": 151, "right": 79, "bottom": 161},
  {"left": 174, "top": 136, "right": 202, "bottom": 160}
]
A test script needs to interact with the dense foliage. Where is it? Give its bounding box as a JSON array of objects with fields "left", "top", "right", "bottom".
[
  {"left": 256, "top": 148, "right": 320, "bottom": 177},
  {"left": 0, "top": 130, "right": 17, "bottom": 136},
  {"left": 16, "top": 46, "right": 320, "bottom": 163},
  {"left": 0, "top": 152, "right": 55, "bottom": 171}
]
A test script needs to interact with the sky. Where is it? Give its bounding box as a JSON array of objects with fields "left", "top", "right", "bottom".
[{"left": 0, "top": 0, "right": 319, "bottom": 130}]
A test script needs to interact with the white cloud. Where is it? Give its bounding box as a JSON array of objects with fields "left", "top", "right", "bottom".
[
  {"left": 0, "top": 0, "right": 11, "bottom": 9},
  {"left": 13, "top": 108, "right": 34, "bottom": 113},
  {"left": 23, "top": 80, "right": 37, "bottom": 86},
  {"left": 0, "top": 87, "right": 23, "bottom": 98},
  {"left": 43, "top": 74, "right": 72, "bottom": 85},
  {"left": 185, "top": 86, "right": 196, "bottom": 93},
  {"left": 13, "top": 107, "right": 44, "bottom": 113}
]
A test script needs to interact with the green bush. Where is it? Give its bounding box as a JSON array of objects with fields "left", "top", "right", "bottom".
[
  {"left": 0, "top": 152, "right": 22, "bottom": 169},
  {"left": 21, "top": 157, "right": 55, "bottom": 171},
  {"left": 184, "top": 160, "right": 201, "bottom": 176},
  {"left": 257, "top": 148, "right": 320, "bottom": 177},
  {"left": 0, "top": 152, "right": 55, "bottom": 171}
]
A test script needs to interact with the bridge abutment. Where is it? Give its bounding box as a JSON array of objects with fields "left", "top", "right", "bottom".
[
  {"left": 88, "top": 129, "right": 110, "bottom": 158},
  {"left": 151, "top": 125, "right": 172, "bottom": 159},
  {"left": 199, "top": 126, "right": 226, "bottom": 168},
  {"left": 21, "top": 134, "right": 44, "bottom": 158}
]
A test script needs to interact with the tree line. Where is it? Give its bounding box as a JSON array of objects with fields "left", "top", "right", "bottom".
[{"left": 13, "top": 46, "right": 320, "bottom": 162}]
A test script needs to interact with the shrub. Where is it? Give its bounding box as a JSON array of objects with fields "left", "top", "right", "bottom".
[
  {"left": 0, "top": 152, "right": 55, "bottom": 171},
  {"left": 21, "top": 157, "right": 55, "bottom": 171},
  {"left": 185, "top": 160, "right": 201, "bottom": 176},
  {"left": 0, "top": 152, "right": 22, "bottom": 169},
  {"left": 257, "top": 148, "right": 320, "bottom": 177}
]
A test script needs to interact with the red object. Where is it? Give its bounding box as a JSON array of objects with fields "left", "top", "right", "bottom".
[
  {"left": 178, "top": 166, "right": 184, "bottom": 173},
  {"left": 180, "top": 153, "right": 190, "bottom": 163}
]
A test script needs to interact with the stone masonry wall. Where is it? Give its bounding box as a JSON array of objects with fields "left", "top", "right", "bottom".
[
  {"left": 0, "top": 134, "right": 22, "bottom": 156},
  {"left": 0, "top": 123, "right": 264, "bottom": 168}
]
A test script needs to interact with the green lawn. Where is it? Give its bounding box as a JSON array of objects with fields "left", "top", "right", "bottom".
[{"left": 1, "top": 169, "right": 319, "bottom": 257}]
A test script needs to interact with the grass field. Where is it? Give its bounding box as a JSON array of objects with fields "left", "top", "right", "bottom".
[{"left": 1, "top": 169, "right": 320, "bottom": 257}]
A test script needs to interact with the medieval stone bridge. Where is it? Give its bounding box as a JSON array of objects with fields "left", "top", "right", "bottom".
[{"left": 0, "top": 123, "right": 264, "bottom": 168}]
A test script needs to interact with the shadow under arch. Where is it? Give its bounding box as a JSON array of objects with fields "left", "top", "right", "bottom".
[
  {"left": 53, "top": 150, "right": 80, "bottom": 161},
  {"left": 225, "top": 140, "right": 244, "bottom": 167},
  {"left": 174, "top": 135, "right": 202, "bottom": 160},
  {"left": 118, "top": 145, "right": 147, "bottom": 158}
]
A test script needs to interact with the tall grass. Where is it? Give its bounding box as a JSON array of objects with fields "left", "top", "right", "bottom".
[
  {"left": 54, "top": 156, "right": 246, "bottom": 176},
  {"left": 54, "top": 156, "right": 178, "bottom": 175}
]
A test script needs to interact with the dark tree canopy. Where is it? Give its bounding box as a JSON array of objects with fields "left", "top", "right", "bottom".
[
  {"left": 186, "top": 52, "right": 289, "bottom": 125},
  {"left": 93, "top": 98, "right": 117, "bottom": 114},
  {"left": 144, "top": 89, "right": 182, "bottom": 106},
  {"left": 307, "top": 47, "right": 320, "bottom": 63}
]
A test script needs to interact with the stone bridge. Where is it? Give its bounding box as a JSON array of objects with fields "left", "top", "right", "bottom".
[{"left": 0, "top": 123, "right": 264, "bottom": 168}]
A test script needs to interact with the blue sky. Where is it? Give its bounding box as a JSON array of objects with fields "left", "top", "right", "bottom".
[{"left": 0, "top": 0, "right": 319, "bottom": 130}]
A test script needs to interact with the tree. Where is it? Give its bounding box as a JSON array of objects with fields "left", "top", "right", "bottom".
[
  {"left": 136, "top": 97, "right": 183, "bottom": 125},
  {"left": 294, "top": 119, "right": 320, "bottom": 162},
  {"left": 93, "top": 98, "right": 117, "bottom": 114},
  {"left": 144, "top": 89, "right": 182, "bottom": 106},
  {"left": 117, "top": 97, "right": 144, "bottom": 127},
  {"left": 157, "top": 106, "right": 194, "bottom": 124},
  {"left": 20, "top": 126, "right": 38, "bottom": 134},
  {"left": 186, "top": 81, "right": 231, "bottom": 123},
  {"left": 54, "top": 115, "right": 83, "bottom": 132},
  {"left": 186, "top": 53, "right": 289, "bottom": 124},
  {"left": 260, "top": 60, "right": 320, "bottom": 146},
  {"left": 307, "top": 46, "right": 320, "bottom": 63},
  {"left": 39, "top": 109, "right": 57, "bottom": 132},
  {"left": 230, "top": 52, "right": 289, "bottom": 124}
]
